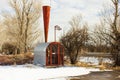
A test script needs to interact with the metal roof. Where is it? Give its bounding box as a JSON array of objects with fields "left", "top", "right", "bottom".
[
  {"left": 34, "top": 43, "right": 50, "bottom": 52},
  {"left": 34, "top": 42, "right": 62, "bottom": 53}
]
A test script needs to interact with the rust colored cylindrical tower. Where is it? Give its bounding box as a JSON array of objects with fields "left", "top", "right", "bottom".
[{"left": 43, "top": 6, "right": 50, "bottom": 42}]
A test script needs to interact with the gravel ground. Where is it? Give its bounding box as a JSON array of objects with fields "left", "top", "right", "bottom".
[{"left": 69, "top": 71, "right": 120, "bottom": 80}]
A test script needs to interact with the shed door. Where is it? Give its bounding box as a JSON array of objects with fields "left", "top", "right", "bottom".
[{"left": 46, "top": 44, "right": 59, "bottom": 66}]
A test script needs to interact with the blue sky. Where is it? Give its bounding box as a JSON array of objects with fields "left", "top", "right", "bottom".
[{"left": 0, "top": 0, "right": 112, "bottom": 42}]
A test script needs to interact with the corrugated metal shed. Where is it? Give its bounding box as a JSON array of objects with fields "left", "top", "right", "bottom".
[
  {"left": 35, "top": 43, "right": 50, "bottom": 52},
  {"left": 34, "top": 42, "right": 64, "bottom": 66},
  {"left": 34, "top": 43, "right": 49, "bottom": 66}
]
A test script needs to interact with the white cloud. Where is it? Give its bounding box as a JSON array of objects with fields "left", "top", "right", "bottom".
[
  {"left": 52, "top": 0, "right": 112, "bottom": 25},
  {"left": 0, "top": 0, "right": 113, "bottom": 42},
  {"left": 46, "top": 0, "right": 113, "bottom": 41},
  {"left": 0, "top": 0, "right": 9, "bottom": 10}
]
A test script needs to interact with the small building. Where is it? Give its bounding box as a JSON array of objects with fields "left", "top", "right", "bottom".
[{"left": 34, "top": 42, "right": 64, "bottom": 66}]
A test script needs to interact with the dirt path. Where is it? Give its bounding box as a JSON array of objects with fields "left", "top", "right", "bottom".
[{"left": 69, "top": 71, "right": 120, "bottom": 80}]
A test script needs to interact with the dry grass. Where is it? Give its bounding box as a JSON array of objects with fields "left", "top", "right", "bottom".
[
  {"left": 64, "top": 60, "right": 96, "bottom": 67},
  {"left": 109, "top": 66, "right": 120, "bottom": 70},
  {"left": 0, "top": 52, "right": 33, "bottom": 65},
  {"left": 75, "top": 61, "right": 95, "bottom": 67},
  {"left": 64, "top": 59, "right": 120, "bottom": 70}
]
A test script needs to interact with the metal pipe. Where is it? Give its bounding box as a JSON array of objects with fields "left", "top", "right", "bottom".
[{"left": 43, "top": 6, "right": 50, "bottom": 42}]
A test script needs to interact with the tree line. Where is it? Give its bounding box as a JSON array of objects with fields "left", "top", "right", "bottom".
[
  {"left": 0, "top": 0, "right": 42, "bottom": 54},
  {"left": 0, "top": 0, "right": 119, "bottom": 66},
  {"left": 60, "top": 0, "right": 120, "bottom": 66}
]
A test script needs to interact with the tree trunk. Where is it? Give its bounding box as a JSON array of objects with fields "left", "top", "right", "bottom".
[
  {"left": 70, "top": 52, "right": 78, "bottom": 64},
  {"left": 70, "top": 58, "right": 76, "bottom": 64},
  {"left": 114, "top": 51, "right": 120, "bottom": 66},
  {"left": 115, "top": 38, "right": 120, "bottom": 66}
]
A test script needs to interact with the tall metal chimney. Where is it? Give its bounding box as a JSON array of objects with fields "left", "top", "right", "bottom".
[{"left": 43, "top": 6, "right": 50, "bottom": 42}]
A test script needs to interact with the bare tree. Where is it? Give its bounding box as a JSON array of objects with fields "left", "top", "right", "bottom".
[
  {"left": 60, "top": 15, "right": 89, "bottom": 64},
  {"left": 0, "top": 22, "right": 8, "bottom": 51},
  {"left": 1, "top": 0, "right": 42, "bottom": 53},
  {"left": 100, "top": 0, "right": 120, "bottom": 66},
  {"left": 90, "top": 22, "right": 111, "bottom": 52}
]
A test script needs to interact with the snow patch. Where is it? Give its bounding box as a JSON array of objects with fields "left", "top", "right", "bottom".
[{"left": 0, "top": 65, "right": 99, "bottom": 80}]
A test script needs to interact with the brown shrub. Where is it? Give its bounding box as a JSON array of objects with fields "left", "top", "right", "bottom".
[
  {"left": 0, "top": 55, "right": 14, "bottom": 65},
  {"left": 0, "top": 53, "right": 34, "bottom": 65}
]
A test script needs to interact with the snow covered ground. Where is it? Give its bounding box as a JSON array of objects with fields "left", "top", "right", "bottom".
[
  {"left": 79, "top": 57, "right": 113, "bottom": 65},
  {"left": 0, "top": 64, "right": 100, "bottom": 80}
]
